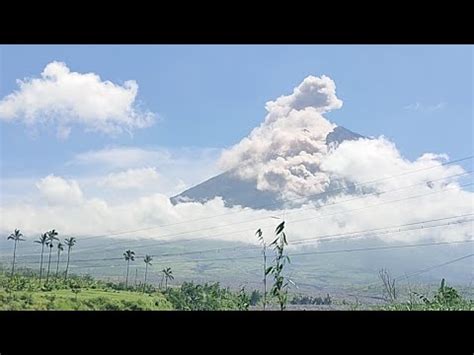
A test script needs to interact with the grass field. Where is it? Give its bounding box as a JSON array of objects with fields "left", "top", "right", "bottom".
[{"left": 0, "top": 288, "right": 173, "bottom": 310}]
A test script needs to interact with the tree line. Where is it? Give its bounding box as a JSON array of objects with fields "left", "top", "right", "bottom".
[
  {"left": 6, "top": 221, "right": 292, "bottom": 309},
  {"left": 6, "top": 229, "right": 175, "bottom": 292},
  {"left": 7, "top": 229, "right": 76, "bottom": 283}
]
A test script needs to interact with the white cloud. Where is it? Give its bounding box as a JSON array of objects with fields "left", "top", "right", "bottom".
[
  {"left": 69, "top": 146, "right": 223, "bottom": 195},
  {"left": 404, "top": 102, "right": 447, "bottom": 112},
  {"left": 2, "top": 136, "right": 472, "bottom": 247},
  {"left": 1, "top": 168, "right": 471, "bottom": 246},
  {"left": 73, "top": 147, "right": 172, "bottom": 170},
  {"left": 35, "top": 174, "right": 84, "bottom": 206},
  {"left": 98, "top": 167, "right": 161, "bottom": 190},
  {"left": 0, "top": 61, "right": 155, "bottom": 138},
  {"left": 320, "top": 137, "right": 463, "bottom": 191},
  {"left": 0, "top": 146, "right": 222, "bottom": 207}
]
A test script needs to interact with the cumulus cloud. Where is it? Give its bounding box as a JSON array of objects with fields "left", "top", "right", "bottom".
[
  {"left": 35, "top": 174, "right": 84, "bottom": 206},
  {"left": 0, "top": 61, "right": 155, "bottom": 138},
  {"left": 320, "top": 138, "right": 463, "bottom": 192},
  {"left": 98, "top": 167, "right": 162, "bottom": 190},
  {"left": 1, "top": 168, "right": 471, "bottom": 247},
  {"left": 69, "top": 146, "right": 222, "bottom": 196}
]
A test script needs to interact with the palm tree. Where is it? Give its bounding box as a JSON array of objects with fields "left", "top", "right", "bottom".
[
  {"left": 55, "top": 242, "right": 64, "bottom": 277},
  {"left": 256, "top": 228, "right": 267, "bottom": 310},
  {"left": 45, "top": 229, "right": 59, "bottom": 283},
  {"left": 123, "top": 250, "right": 135, "bottom": 288},
  {"left": 34, "top": 233, "right": 49, "bottom": 282},
  {"left": 64, "top": 237, "right": 77, "bottom": 280},
  {"left": 143, "top": 255, "right": 153, "bottom": 291},
  {"left": 7, "top": 229, "right": 25, "bottom": 277},
  {"left": 161, "top": 267, "right": 174, "bottom": 290}
]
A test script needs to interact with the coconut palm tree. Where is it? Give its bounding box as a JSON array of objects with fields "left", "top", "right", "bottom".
[
  {"left": 123, "top": 250, "right": 135, "bottom": 288},
  {"left": 143, "top": 255, "right": 153, "bottom": 291},
  {"left": 34, "top": 233, "right": 49, "bottom": 282},
  {"left": 64, "top": 237, "right": 77, "bottom": 280},
  {"left": 161, "top": 267, "right": 174, "bottom": 290},
  {"left": 7, "top": 229, "right": 25, "bottom": 277},
  {"left": 55, "top": 242, "right": 64, "bottom": 277},
  {"left": 45, "top": 230, "right": 59, "bottom": 283}
]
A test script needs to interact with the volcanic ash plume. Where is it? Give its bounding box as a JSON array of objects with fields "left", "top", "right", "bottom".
[{"left": 219, "top": 75, "right": 343, "bottom": 200}]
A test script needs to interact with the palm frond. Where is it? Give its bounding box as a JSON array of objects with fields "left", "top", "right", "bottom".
[{"left": 275, "top": 221, "right": 285, "bottom": 235}]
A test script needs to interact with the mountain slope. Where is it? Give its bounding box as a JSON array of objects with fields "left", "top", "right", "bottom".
[{"left": 170, "top": 126, "right": 365, "bottom": 209}]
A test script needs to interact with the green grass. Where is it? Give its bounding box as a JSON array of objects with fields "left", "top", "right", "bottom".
[
  {"left": 0, "top": 270, "right": 250, "bottom": 310},
  {"left": 0, "top": 288, "right": 173, "bottom": 310}
]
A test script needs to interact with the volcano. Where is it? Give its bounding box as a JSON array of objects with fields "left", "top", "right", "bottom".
[{"left": 170, "top": 126, "right": 365, "bottom": 209}]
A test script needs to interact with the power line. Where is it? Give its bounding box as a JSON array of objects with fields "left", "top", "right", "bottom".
[
  {"left": 75, "top": 170, "right": 473, "bottom": 249},
  {"left": 33, "top": 178, "right": 471, "bottom": 259},
  {"left": 45, "top": 155, "right": 474, "bottom": 242},
  {"left": 12, "top": 236, "right": 471, "bottom": 270},
  {"left": 133, "top": 217, "right": 474, "bottom": 260},
  {"left": 2, "top": 169, "right": 471, "bottom": 257},
  {"left": 90, "top": 181, "right": 474, "bottom": 254},
  {"left": 33, "top": 217, "right": 474, "bottom": 262},
  {"left": 71, "top": 239, "right": 472, "bottom": 271},
  {"left": 7, "top": 214, "right": 473, "bottom": 264},
  {"left": 160, "top": 238, "right": 473, "bottom": 264},
  {"left": 7, "top": 241, "right": 472, "bottom": 296},
  {"left": 292, "top": 215, "right": 474, "bottom": 245},
  {"left": 394, "top": 253, "right": 474, "bottom": 281},
  {"left": 349, "top": 252, "right": 474, "bottom": 295}
]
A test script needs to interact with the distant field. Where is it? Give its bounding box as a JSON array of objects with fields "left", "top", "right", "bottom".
[{"left": 1, "top": 236, "right": 472, "bottom": 305}]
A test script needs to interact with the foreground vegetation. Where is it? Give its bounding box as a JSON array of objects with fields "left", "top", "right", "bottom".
[
  {"left": 1, "top": 226, "right": 472, "bottom": 310},
  {"left": 0, "top": 270, "right": 254, "bottom": 310},
  {"left": 378, "top": 279, "right": 474, "bottom": 311},
  {"left": 0, "top": 269, "right": 472, "bottom": 310}
]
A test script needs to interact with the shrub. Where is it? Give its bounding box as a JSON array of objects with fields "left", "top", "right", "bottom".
[
  {"left": 164, "top": 282, "right": 249, "bottom": 310},
  {"left": 382, "top": 279, "right": 474, "bottom": 311}
]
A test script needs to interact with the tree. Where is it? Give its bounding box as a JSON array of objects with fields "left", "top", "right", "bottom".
[
  {"left": 266, "top": 221, "right": 291, "bottom": 311},
  {"left": 55, "top": 242, "right": 64, "bottom": 277},
  {"left": 143, "top": 255, "right": 153, "bottom": 291},
  {"left": 45, "top": 230, "right": 59, "bottom": 283},
  {"left": 64, "top": 237, "right": 77, "bottom": 280},
  {"left": 123, "top": 250, "right": 135, "bottom": 288},
  {"left": 34, "top": 233, "right": 49, "bottom": 282},
  {"left": 7, "top": 229, "right": 25, "bottom": 277},
  {"left": 161, "top": 267, "right": 174, "bottom": 290},
  {"left": 378, "top": 268, "right": 397, "bottom": 302},
  {"left": 256, "top": 228, "right": 268, "bottom": 310}
]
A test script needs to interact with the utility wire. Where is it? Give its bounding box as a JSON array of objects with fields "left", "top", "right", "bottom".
[
  {"left": 12, "top": 236, "right": 470, "bottom": 270},
  {"left": 90, "top": 181, "right": 474, "bottom": 254},
  {"left": 74, "top": 170, "right": 474, "bottom": 250},
  {"left": 2, "top": 168, "right": 471, "bottom": 256},
  {"left": 7, "top": 215, "right": 473, "bottom": 263},
  {"left": 43, "top": 155, "right": 474, "bottom": 242}
]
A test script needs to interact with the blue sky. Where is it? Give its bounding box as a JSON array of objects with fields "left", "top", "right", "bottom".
[
  {"left": 0, "top": 45, "right": 473, "bottom": 248},
  {"left": 0, "top": 45, "right": 472, "bottom": 179}
]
